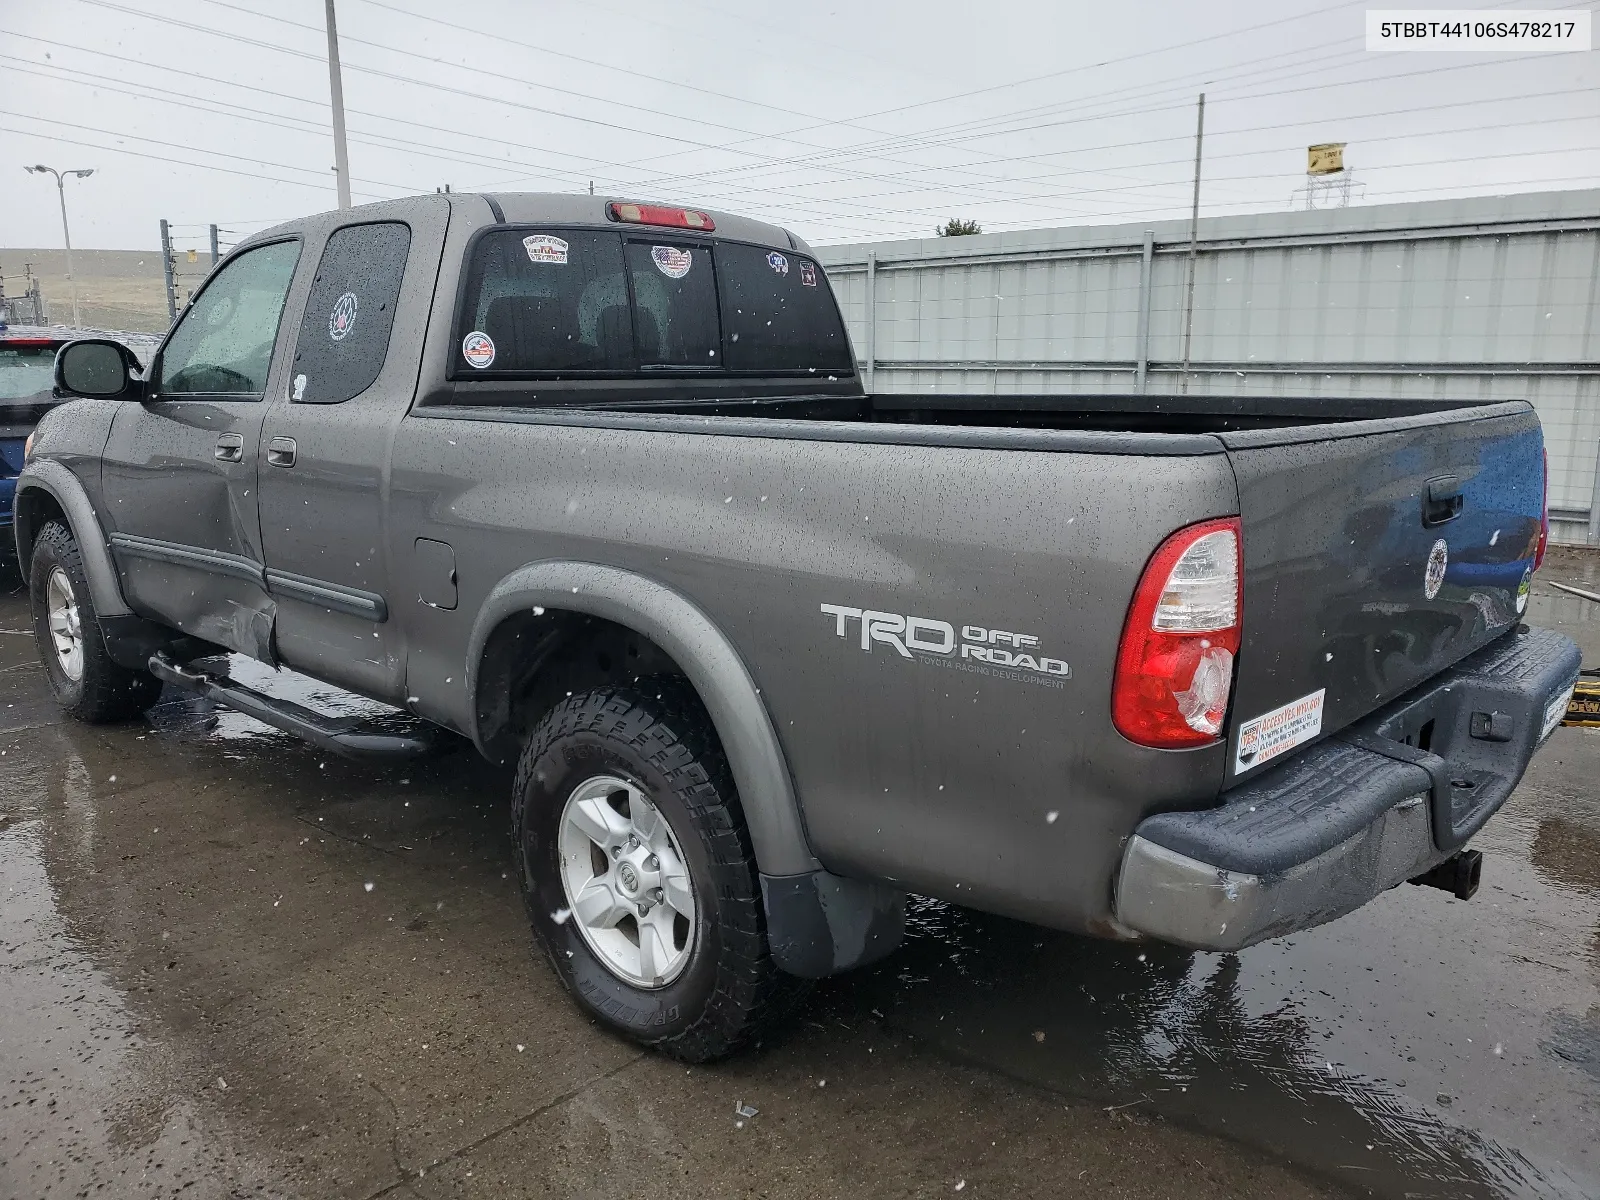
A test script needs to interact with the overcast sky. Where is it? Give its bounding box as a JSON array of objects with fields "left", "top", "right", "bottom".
[{"left": 3, "top": 0, "right": 1596, "bottom": 253}]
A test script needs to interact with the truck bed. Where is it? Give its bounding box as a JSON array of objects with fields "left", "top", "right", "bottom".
[{"left": 582, "top": 390, "right": 1504, "bottom": 436}]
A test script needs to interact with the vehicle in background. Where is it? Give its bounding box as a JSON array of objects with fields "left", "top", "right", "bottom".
[{"left": 1, "top": 327, "right": 160, "bottom": 551}]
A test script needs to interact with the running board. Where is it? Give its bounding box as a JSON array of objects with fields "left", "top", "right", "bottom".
[{"left": 148, "top": 655, "right": 438, "bottom": 759}]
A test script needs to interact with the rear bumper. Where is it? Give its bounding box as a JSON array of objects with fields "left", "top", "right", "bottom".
[{"left": 1114, "top": 624, "right": 1580, "bottom": 951}]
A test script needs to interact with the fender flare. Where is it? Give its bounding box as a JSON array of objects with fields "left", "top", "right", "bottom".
[
  {"left": 13, "top": 461, "right": 132, "bottom": 618},
  {"left": 466, "top": 560, "right": 817, "bottom": 878}
]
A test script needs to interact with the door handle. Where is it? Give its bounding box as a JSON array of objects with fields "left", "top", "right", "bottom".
[
  {"left": 267, "top": 436, "right": 297, "bottom": 468},
  {"left": 1423, "top": 474, "right": 1463, "bottom": 526},
  {"left": 214, "top": 433, "right": 244, "bottom": 463}
]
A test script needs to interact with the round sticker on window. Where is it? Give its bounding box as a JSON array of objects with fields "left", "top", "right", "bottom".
[
  {"left": 328, "top": 291, "right": 359, "bottom": 341},
  {"left": 1424, "top": 538, "right": 1448, "bottom": 600},
  {"left": 206, "top": 295, "right": 234, "bottom": 326},
  {"left": 462, "top": 330, "right": 496, "bottom": 369},
  {"left": 651, "top": 246, "right": 692, "bottom": 279}
]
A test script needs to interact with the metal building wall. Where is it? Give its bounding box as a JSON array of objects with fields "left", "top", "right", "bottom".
[{"left": 814, "top": 189, "right": 1600, "bottom": 544}]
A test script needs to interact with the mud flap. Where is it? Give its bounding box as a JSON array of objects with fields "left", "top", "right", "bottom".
[{"left": 760, "top": 870, "right": 905, "bottom": 978}]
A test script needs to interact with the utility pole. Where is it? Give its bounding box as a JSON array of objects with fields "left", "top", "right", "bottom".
[
  {"left": 209, "top": 223, "right": 220, "bottom": 266},
  {"left": 1179, "top": 93, "right": 1205, "bottom": 395},
  {"left": 159, "top": 219, "right": 177, "bottom": 324},
  {"left": 24, "top": 163, "right": 94, "bottom": 327},
  {"left": 324, "top": 0, "right": 352, "bottom": 209}
]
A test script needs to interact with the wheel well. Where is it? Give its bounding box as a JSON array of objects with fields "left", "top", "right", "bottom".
[
  {"left": 14, "top": 486, "right": 67, "bottom": 569},
  {"left": 475, "top": 609, "right": 689, "bottom": 765}
]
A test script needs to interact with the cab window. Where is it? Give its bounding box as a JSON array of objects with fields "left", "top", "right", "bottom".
[{"left": 157, "top": 240, "right": 300, "bottom": 397}]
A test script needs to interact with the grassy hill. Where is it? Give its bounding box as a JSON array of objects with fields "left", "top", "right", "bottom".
[{"left": 0, "top": 248, "right": 219, "bottom": 333}]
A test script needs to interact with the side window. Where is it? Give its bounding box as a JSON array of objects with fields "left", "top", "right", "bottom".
[
  {"left": 718, "top": 243, "right": 854, "bottom": 373},
  {"left": 157, "top": 240, "right": 300, "bottom": 397},
  {"left": 289, "top": 222, "right": 411, "bottom": 404},
  {"left": 456, "top": 229, "right": 634, "bottom": 374},
  {"left": 623, "top": 240, "right": 721, "bottom": 368}
]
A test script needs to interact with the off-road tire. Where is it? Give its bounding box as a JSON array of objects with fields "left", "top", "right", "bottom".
[
  {"left": 512, "top": 682, "right": 806, "bottom": 1062},
  {"left": 29, "top": 521, "right": 162, "bottom": 723}
]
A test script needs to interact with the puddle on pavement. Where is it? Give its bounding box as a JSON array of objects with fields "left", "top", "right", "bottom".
[
  {"left": 3, "top": 556, "right": 1598, "bottom": 1198},
  {"left": 0, "top": 783, "right": 277, "bottom": 1195},
  {"left": 834, "top": 895, "right": 1599, "bottom": 1200}
]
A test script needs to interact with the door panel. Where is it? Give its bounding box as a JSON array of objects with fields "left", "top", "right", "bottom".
[
  {"left": 258, "top": 201, "right": 449, "bottom": 701},
  {"left": 102, "top": 239, "right": 303, "bottom": 656}
]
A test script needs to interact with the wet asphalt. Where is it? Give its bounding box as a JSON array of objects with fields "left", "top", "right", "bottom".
[{"left": 1, "top": 550, "right": 1597, "bottom": 1200}]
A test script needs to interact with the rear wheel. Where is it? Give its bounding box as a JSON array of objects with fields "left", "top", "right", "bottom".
[
  {"left": 512, "top": 683, "right": 804, "bottom": 1062},
  {"left": 29, "top": 521, "right": 162, "bottom": 723}
]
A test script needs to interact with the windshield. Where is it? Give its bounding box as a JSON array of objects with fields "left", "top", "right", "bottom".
[{"left": 0, "top": 345, "right": 57, "bottom": 401}]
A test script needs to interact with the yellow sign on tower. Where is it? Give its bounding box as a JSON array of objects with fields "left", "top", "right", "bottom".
[{"left": 1307, "top": 143, "right": 1346, "bottom": 175}]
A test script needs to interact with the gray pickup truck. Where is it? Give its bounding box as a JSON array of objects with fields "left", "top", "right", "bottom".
[{"left": 16, "top": 193, "right": 1580, "bottom": 1061}]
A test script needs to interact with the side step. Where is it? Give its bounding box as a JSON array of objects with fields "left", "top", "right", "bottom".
[{"left": 148, "top": 655, "right": 439, "bottom": 760}]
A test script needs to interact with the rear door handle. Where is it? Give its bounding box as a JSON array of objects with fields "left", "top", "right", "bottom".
[
  {"left": 267, "top": 436, "right": 297, "bottom": 468},
  {"left": 214, "top": 433, "right": 244, "bottom": 463},
  {"left": 1423, "top": 475, "right": 1463, "bottom": 526}
]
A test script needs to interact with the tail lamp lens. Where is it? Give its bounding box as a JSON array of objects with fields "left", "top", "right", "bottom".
[{"left": 1112, "top": 517, "right": 1242, "bottom": 749}]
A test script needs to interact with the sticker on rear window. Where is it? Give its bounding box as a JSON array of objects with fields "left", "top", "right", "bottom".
[
  {"left": 462, "top": 330, "right": 496, "bottom": 369},
  {"left": 766, "top": 251, "right": 789, "bottom": 275},
  {"left": 1234, "top": 688, "right": 1325, "bottom": 774},
  {"left": 523, "top": 234, "right": 568, "bottom": 265},
  {"left": 799, "top": 260, "right": 817, "bottom": 286},
  {"left": 651, "top": 246, "right": 692, "bottom": 279}
]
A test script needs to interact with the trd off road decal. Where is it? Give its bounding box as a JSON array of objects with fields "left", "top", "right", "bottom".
[{"left": 820, "top": 603, "right": 1069, "bottom": 688}]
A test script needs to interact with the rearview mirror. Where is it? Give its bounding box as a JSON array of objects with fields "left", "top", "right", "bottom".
[{"left": 54, "top": 339, "right": 140, "bottom": 399}]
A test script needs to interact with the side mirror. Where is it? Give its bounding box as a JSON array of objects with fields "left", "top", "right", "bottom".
[{"left": 54, "top": 339, "right": 141, "bottom": 400}]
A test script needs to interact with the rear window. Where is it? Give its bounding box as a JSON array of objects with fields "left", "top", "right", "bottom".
[
  {"left": 716, "top": 243, "right": 852, "bottom": 373},
  {"left": 456, "top": 229, "right": 634, "bottom": 374},
  {"left": 623, "top": 240, "right": 721, "bottom": 368},
  {"left": 451, "top": 226, "right": 854, "bottom": 382},
  {"left": 0, "top": 345, "right": 57, "bottom": 401}
]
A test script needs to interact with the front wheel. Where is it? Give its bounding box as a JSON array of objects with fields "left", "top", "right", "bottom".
[
  {"left": 512, "top": 683, "right": 804, "bottom": 1062},
  {"left": 29, "top": 521, "right": 162, "bottom": 723}
]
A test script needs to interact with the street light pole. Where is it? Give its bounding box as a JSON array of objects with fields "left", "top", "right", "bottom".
[
  {"left": 24, "top": 164, "right": 94, "bottom": 327},
  {"left": 324, "top": 0, "right": 352, "bottom": 209}
]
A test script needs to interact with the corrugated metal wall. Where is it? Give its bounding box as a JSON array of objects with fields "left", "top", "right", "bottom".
[{"left": 814, "top": 189, "right": 1600, "bottom": 544}]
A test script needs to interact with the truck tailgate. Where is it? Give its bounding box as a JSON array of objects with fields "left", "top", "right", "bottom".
[{"left": 1222, "top": 402, "right": 1544, "bottom": 782}]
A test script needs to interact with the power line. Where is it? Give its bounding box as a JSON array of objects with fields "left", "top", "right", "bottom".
[
  {"left": 22, "top": 10, "right": 1584, "bottom": 229},
  {"left": 615, "top": 0, "right": 1588, "bottom": 190},
  {"left": 0, "top": 55, "right": 923, "bottom": 238},
  {"left": 0, "top": 33, "right": 1239, "bottom": 228},
  {"left": 0, "top": 122, "right": 392, "bottom": 201},
  {"left": 67, "top": 0, "right": 1410, "bottom": 217},
  {"left": 0, "top": 107, "right": 419, "bottom": 193}
]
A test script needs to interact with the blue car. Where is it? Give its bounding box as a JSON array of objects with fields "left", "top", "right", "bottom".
[{"left": 1, "top": 326, "right": 160, "bottom": 552}]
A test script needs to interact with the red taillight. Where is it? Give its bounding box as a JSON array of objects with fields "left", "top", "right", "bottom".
[
  {"left": 1, "top": 338, "right": 57, "bottom": 348},
  {"left": 1112, "top": 517, "right": 1243, "bottom": 749},
  {"left": 606, "top": 201, "right": 715, "bottom": 232},
  {"left": 1535, "top": 448, "right": 1550, "bottom": 571}
]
